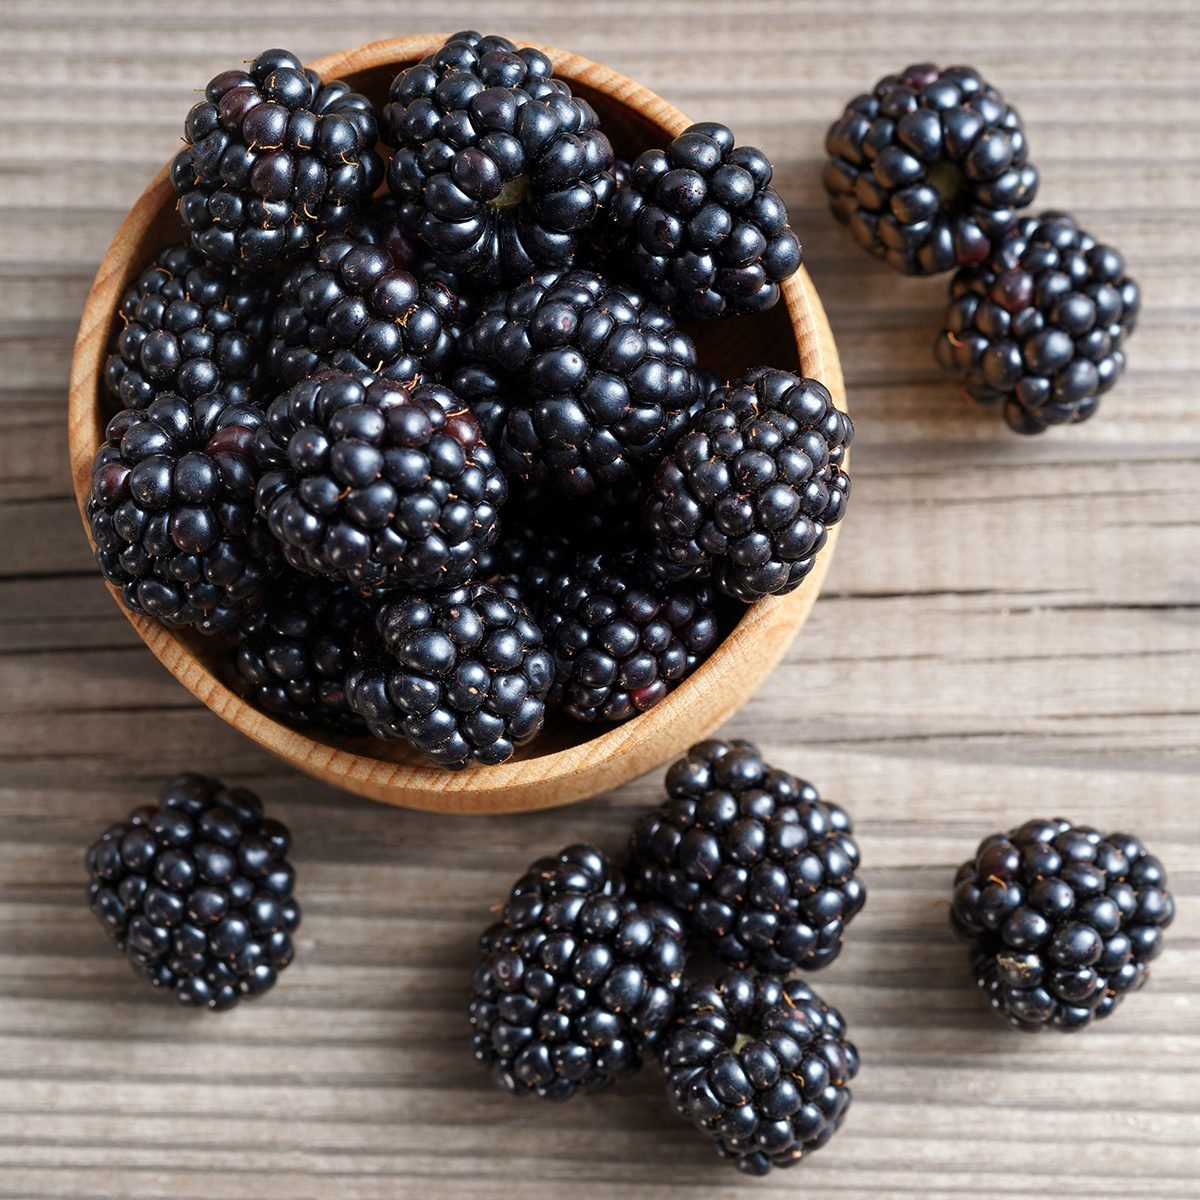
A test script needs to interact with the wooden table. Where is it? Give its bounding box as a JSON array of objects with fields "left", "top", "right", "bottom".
[{"left": 3, "top": 1, "right": 1197, "bottom": 1196}]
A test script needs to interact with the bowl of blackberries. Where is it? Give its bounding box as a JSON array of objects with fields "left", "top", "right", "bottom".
[{"left": 68, "top": 32, "right": 850, "bottom": 812}]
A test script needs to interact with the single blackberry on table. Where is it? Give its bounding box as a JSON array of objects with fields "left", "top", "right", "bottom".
[
  {"left": 469, "top": 844, "right": 686, "bottom": 1099},
  {"left": 631, "top": 739, "right": 865, "bottom": 972},
  {"left": 86, "top": 773, "right": 300, "bottom": 1011},
  {"left": 87, "top": 392, "right": 279, "bottom": 634},
  {"left": 104, "top": 244, "right": 275, "bottom": 413},
  {"left": 607, "top": 122, "right": 802, "bottom": 318},
  {"left": 255, "top": 370, "right": 506, "bottom": 592},
  {"left": 171, "top": 48, "right": 383, "bottom": 271},
  {"left": 346, "top": 581, "right": 552, "bottom": 768},
  {"left": 824, "top": 64, "right": 1038, "bottom": 275},
  {"left": 661, "top": 970, "right": 857, "bottom": 1176},
  {"left": 934, "top": 212, "right": 1140, "bottom": 433},
  {"left": 644, "top": 367, "right": 852, "bottom": 604},
  {"left": 951, "top": 818, "right": 1174, "bottom": 1032},
  {"left": 452, "top": 267, "right": 702, "bottom": 498},
  {"left": 382, "top": 31, "right": 615, "bottom": 287}
]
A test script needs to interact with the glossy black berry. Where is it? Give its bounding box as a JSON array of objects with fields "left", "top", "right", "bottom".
[
  {"left": 631, "top": 739, "right": 865, "bottom": 972},
  {"left": 935, "top": 212, "right": 1140, "bottom": 432},
  {"left": 951, "top": 818, "right": 1175, "bottom": 1031},
  {"left": 661, "top": 970, "right": 857, "bottom": 1175},
  {"left": 825, "top": 64, "right": 1038, "bottom": 275},
  {"left": 469, "top": 845, "right": 685, "bottom": 1099},
  {"left": 86, "top": 773, "right": 300, "bottom": 1010}
]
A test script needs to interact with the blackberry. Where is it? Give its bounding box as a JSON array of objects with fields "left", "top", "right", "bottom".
[
  {"left": 824, "top": 64, "right": 1038, "bottom": 275},
  {"left": 607, "top": 122, "right": 802, "bottom": 318},
  {"left": 382, "top": 31, "right": 615, "bottom": 287},
  {"left": 469, "top": 844, "right": 686, "bottom": 1099},
  {"left": 346, "top": 581, "right": 552, "bottom": 768},
  {"left": 452, "top": 267, "right": 701, "bottom": 497},
  {"left": 644, "top": 367, "right": 852, "bottom": 604},
  {"left": 661, "top": 970, "right": 857, "bottom": 1176},
  {"left": 539, "top": 549, "right": 719, "bottom": 723},
  {"left": 934, "top": 212, "right": 1140, "bottom": 433},
  {"left": 951, "top": 818, "right": 1174, "bottom": 1031},
  {"left": 104, "top": 244, "right": 274, "bottom": 413},
  {"left": 255, "top": 370, "right": 506, "bottom": 592},
  {"left": 630, "top": 739, "right": 865, "bottom": 972},
  {"left": 87, "top": 392, "right": 279, "bottom": 635},
  {"left": 171, "top": 49, "right": 383, "bottom": 271},
  {"left": 86, "top": 773, "right": 300, "bottom": 1011},
  {"left": 229, "top": 572, "right": 368, "bottom": 734}
]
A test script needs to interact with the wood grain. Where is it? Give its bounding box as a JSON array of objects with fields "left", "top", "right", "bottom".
[{"left": 2, "top": 0, "right": 1198, "bottom": 1196}]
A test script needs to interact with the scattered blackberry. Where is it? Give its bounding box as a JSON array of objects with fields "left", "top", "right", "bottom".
[
  {"left": 951, "top": 818, "right": 1174, "bottom": 1032},
  {"left": 87, "top": 392, "right": 279, "bottom": 634},
  {"left": 86, "top": 773, "right": 300, "bottom": 1011},
  {"left": 539, "top": 549, "right": 719, "bottom": 723},
  {"left": 934, "top": 212, "right": 1140, "bottom": 433},
  {"left": 104, "top": 244, "right": 275, "bottom": 413},
  {"left": 607, "top": 122, "right": 802, "bottom": 318},
  {"left": 644, "top": 367, "right": 852, "bottom": 604},
  {"left": 452, "top": 267, "right": 701, "bottom": 497},
  {"left": 469, "top": 844, "right": 686, "bottom": 1099},
  {"left": 824, "top": 64, "right": 1038, "bottom": 275},
  {"left": 382, "top": 31, "right": 615, "bottom": 287},
  {"left": 346, "top": 581, "right": 552, "bottom": 768},
  {"left": 171, "top": 49, "right": 383, "bottom": 271},
  {"left": 255, "top": 370, "right": 506, "bottom": 592},
  {"left": 661, "top": 970, "right": 857, "bottom": 1176},
  {"left": 631, "top": 739, "right": 865, "bottom": 972}
]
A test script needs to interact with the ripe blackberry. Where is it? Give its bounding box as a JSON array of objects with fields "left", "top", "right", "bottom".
[
  {"left": 87, "top": 392, "right": 279, "bottom": 634},
  {"left": 104, "top": 244, "right": 275, "bottom": 413},
  {"left": 935, "top": 212, "right": 1140, "bottom": 433},
  {"left": 382, "top": 31, "right": 615, "bottom": 287},
  {"left": 631, "top": 739, "right": 865, "bottom": 972},
  {"left": 86, "top": 773, "right": 300, "bottom": 1011},
  {"left": 469, "top": 844, "right": 686, "bottom": 1099},
  {"left": 452, "top": 267, "right": 702, "bottom": 497},
  {"left": 171, "top": 49, "right": 383, "bottom": 271},
  {"left": 346, "top": 581, "right": 552, "bottom": 768},
  {"left": 824, "top": 64, "right": 1038, "bottom": 275},
  {"left": 255, "top": 370, "right": 506, "bottom": 592},
  {"left": 229, "top": 572, "right": 368, "bottom": 734},
  {"left": 662, "top": 971, "right": 857, "bottom": 1176},
  {"left": 644, "top": 367, "right": 852, "bottom": 604},
  {"left": 538, "top": 549, "right": 719, "bottom": 723},
  {"left": 951, "top": 818, "right": 1174, "bottom": 1032},
  {"left": 607, "top": 122, "right": 802, "bottom": 318}
]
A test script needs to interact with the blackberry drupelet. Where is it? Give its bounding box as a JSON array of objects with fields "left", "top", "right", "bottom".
[
  {"left": 824, "top": 64, "right": 1038, "bottom": 275},
  {"left": 87, "top": 392, "right": 279, "bottom": 634},
  {"left": 631, "top": 739, "right": 865, "bottom": 972},
  {"left": 104, "top": 244, "right": 275, "bottom": 412},
  {"left": 346, "top": 581, "right": 552, "bottom": 768},
  {"left": 607, "top": 122, "right": 802, "bottom": 318},
  {"left": 382, "top": 31, "right": 615, "bottom": 287},
  {"left": 469, "top": 844, "right": 686, "bottom": 1099},
  {"left": 255, "top": 370, "right": 506, "bottom": 592},
  {"left": 951, "top": 818, "right": 1174, "bottom": 1031},
  {"left": 86, "top": 773, "right": 300, "bottom": 1011},
  {"left": 171, "top": 48, "right": 383, "bottom": 271},
  {"left": 644, "top": 367, "right": 852, "bottom": 604},
  {"left": 452, "top": 267, "right": 702, "bottom": 497},
  {"left": 661, "top": 970, "right": 857, "bottom": 1176},
  {"left": 538, "top": 549, "right": 719, "bottom": 723},
  {"left": 934, "top": 211, "right": 1140, "bottom": 432}
]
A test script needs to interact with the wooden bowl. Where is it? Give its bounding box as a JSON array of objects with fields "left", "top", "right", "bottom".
[{"left": 67, "top": 34, "right": 846, "bottom": 815}]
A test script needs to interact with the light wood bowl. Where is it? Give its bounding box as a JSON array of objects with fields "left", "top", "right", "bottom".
[{"left": 67, "top": 35, "right": 846, "bottom": 815}]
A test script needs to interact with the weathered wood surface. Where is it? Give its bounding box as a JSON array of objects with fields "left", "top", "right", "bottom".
[{"left": 1, "top": 0, "right": 1197, "bottom": 1196}]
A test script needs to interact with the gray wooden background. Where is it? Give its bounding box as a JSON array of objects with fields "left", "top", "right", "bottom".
[{"left": 2, "top": 0, "right": 1197, "bottom": 1196}]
